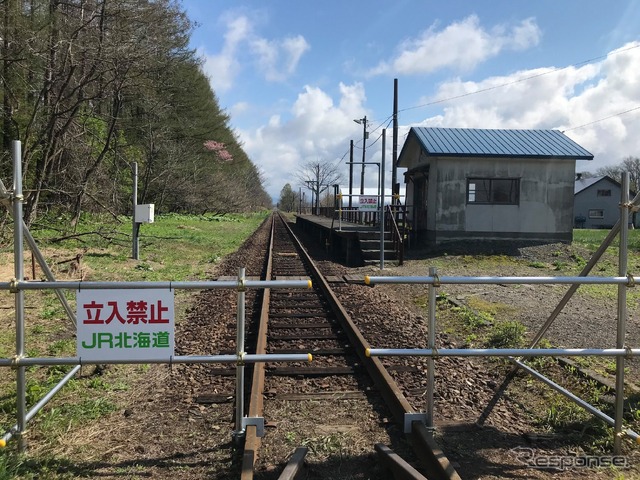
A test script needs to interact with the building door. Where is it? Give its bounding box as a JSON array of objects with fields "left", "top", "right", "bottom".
[{"left": 412, "top": 176, "right": 428, "bottom": 234}]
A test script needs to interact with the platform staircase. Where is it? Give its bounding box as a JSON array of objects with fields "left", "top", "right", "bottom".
[
  {"left": 356, "top": 204, "right": 407, "bottom": 266},
  {"left": 358, "top": 230, "right": 399, "bottom": 266}
]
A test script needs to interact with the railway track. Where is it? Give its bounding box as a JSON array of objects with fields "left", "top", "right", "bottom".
[{"left": 240, "top": 213, "right": 459, "bottom": 479}]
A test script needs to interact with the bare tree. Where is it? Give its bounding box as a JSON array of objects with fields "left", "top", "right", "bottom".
[
  {"left": 295, "top": 159, "right": 341, "bottom": 215},
  {"left": 596, "top": 156, "right": 640, "bottom": 193}
]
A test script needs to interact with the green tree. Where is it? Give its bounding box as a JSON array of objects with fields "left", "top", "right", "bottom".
[
  {"left": 279, "top": 184, "right": 297, "bottom": 212},
  {"left": 0, "top": 0, "right": 270, "bottom": 225}
]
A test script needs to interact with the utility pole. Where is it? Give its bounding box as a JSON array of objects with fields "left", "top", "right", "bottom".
[
  {"left": 348, "top": 140, "right": 354, "bottom": 209},
  {"left": 392, "top": 79, "right": 399, "bottom": 202},
  {"left": 380, "top": 129, "right": 386, "bottom": 270},
  {"left": 354, "top": 116, "right": 368, "bottom": 194}
]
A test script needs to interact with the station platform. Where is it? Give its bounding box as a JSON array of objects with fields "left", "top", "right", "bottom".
[{"left": 294, "top": 214, "right": 395, "bottom": 267}]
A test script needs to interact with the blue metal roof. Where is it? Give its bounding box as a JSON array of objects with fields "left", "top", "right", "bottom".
[
  {"left": 409, "top": 127, "right": 594, "bottom": 159},
  {"left": 574, "top": 175, "right": 605, "bottom": 194},
  {"left": 573, "top": 175, "right": 628, "bottom": 195}
]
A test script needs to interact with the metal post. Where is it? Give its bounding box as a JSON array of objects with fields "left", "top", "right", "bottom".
[
  {"left": 360, "top": 116, "right": 367, "bottom": 195},
  {"left": 427, "top": 266, "right": 437, "bottom": 428},
  {"left": 0, "top": 179, "right": 77, "bottom": 326},
  {"left": 476, "top": 193, "right": 640, "bottom": 426},
  {"left": 12, "top": 141, "right": 26, "bottom": 450},
  {"left": 392, "top": 79, "right": 399, "bottom": 202},
  {"left": 349, "top": 140, "right": 354, "bottom": 210},
  {"left": 234, "top": 267, "right": 246, "bottom": 443},
  {"left": 131, "top": 162, "right": 139, "bottom": 260},
  {"left": 379, "top": 129, "right": 386, "bottom": 270},
  {"left": 2, "top": 365, "right": 81, "bottom": 446},
  {"left": 337, "top": 187, "right": 343, "bottom": 232},
  {"left": 614, "top": 173, "right": 630, "bottom": 454}
]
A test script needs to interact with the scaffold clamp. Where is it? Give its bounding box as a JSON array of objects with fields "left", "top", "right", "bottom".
[
  {"left": 10, "top": 354, "right": 24, "bottom": 369},
  {"left": 623, "top": 201, "right": 640, "bottom": 213},
  {"left": 403, "top": 412, "right": 427, "bottom": 433},
  {"left": 242, "top": 416, "right": 265, "bottom": 437},
  {"left": 626, "top": 346, "right": 634, "bottom": 360},
  {"left": 236, "top": 351, "right": 245, "bottom": 366},
  {"left": 627, "top": 274, "right": 636, "bottom": 288}
]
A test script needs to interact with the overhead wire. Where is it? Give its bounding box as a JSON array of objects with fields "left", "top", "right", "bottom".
[
  {"left": 336, "top": 42, "right": 640, "bottom": 161},
  {"left": 563, "top": 106, "right": 640, "bottom": 132},
  {"left": 398, "top": 43, "right": 640, "bottom": 114}
]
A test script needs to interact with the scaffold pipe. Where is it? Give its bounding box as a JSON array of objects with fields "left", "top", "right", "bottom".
[
  {"left": 0, "top": 353, "right": 313, "bottom": 367},
  {"left": 365, "top": 275, "right": 633, "bottom": 286},
  {"left": 513, "top": 359, "right": 640, "bottom": 444},
  {"left": 366, "top": 347, "right": 640, "bottom": 358},
  {"left": 0, "top": 279, "right": 312, "bottom": 291},
  {"left": 1, "top": 365, "right": 81, "bottom": 447}
]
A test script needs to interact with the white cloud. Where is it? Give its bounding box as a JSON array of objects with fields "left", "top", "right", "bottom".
[
  {"left": 201, "top": 12, "right": 309, "bottom": 91},
  {"left": 369, "top": 15, "right": 541, "bottom": 76},
  {"left": 412, "top": 41, "right": 640, "bottom": 172},
  {"left": 282, "top": 36, "right": 310, "bottom": 76},
  {"left": 251, "top": 35, "right": 310, "bottom": 82},
  {"left": 238, "top": 39, "right": 640, "bottom": 201},
  {"left": 238, "top": 82, "right": 370, "bottom": 199},
  {"left": 200, "top": 16, "right": 252, "bottom": 92},
  {"left": 201, "top": 51, "right": 239, "bottom": 93},
  {"left": 230, "top": 101, "right": 250, "bottom": 116}
]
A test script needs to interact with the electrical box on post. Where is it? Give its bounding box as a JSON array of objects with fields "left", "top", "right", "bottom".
[{"left": 135, "top": 204, "right": 155, "bottom": 223}]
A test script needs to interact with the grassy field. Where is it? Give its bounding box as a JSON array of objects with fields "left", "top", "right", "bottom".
[
  {"left": 574, "top": 227, "right": 640, "bottom": 252},
  {"left": 0, "top": 211, "right": 269, "bottom": 479}
]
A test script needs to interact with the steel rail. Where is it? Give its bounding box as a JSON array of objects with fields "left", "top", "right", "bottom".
[
  {"left": 278, "top": 214, "right": 460, "bottom": 480},
  {"left": 242, "top": 215, "right": 275, "bottom": 479}
]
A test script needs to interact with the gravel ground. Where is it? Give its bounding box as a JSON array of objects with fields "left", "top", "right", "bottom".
[
  {"left": 30, "top": 219, "right": 640, "bottom": 479},
  {"left": 300, "top": 230, "right": 640, "bottom": 479}
]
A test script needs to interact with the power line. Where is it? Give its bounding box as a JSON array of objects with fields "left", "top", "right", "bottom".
[
  {"left": 338, "top": 43, "right": 640, "bottom": 162},
  {"left": 399, "top": 43, "right": 640, "bottom": 114},
  {"left": 563, "top": 106, "right": 640, "bottom": 132}
]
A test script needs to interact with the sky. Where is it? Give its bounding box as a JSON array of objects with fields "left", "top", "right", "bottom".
[{"left": 181, "top": 0, "right": 640, "bottom": 203}]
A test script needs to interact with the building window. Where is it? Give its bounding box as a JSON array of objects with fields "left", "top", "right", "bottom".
[
  {"left": 588, "top": 209, "right": 604, "bottom": 219},
  {"left": 597, "top": 189, "right": 612, "bottom": 197},
  {"left": 467, "top": 178, "right": 519, "bottom": 205}
]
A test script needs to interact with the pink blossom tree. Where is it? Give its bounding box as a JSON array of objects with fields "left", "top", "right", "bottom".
[{"left": 204, "top": 140, "right": 233, "bottom": 162}]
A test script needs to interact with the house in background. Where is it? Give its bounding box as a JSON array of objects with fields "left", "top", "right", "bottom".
[
  {"left": 574, "top": 175, "right": 635, "bottom": 229},
  {"left": 397, "top": 127, "right": 594, "bottom": 246}
]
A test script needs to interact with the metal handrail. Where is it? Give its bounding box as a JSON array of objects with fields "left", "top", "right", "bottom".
[{"left": 386, "top": 204, "right": 404, "bottom": 265}]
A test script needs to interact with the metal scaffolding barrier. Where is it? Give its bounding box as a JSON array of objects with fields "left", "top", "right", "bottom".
[
  {"left": 365, "top": 172, "right": 640, "bottom": 454},
  {"left": 0, "top": 141, "right": 313, "bottom": 450}
]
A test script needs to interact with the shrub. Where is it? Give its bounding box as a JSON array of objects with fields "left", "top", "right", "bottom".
[{"left": 487, "top": 320, "right": 526, "bottom": 349}]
